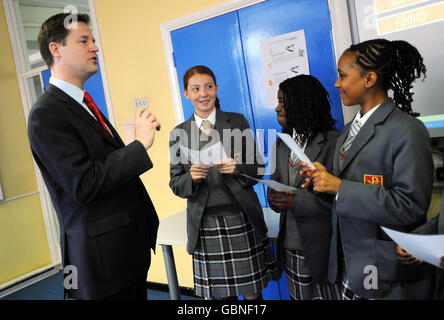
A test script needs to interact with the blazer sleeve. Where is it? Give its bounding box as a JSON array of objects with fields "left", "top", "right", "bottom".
[
  {"left": 168, "top": 128, "right": 201, "bottom": 198},
  {"left": 336, "top": 122, "right": 433, "bottom": 227},
  {"left": 28, "top": 107, "right": 152, "bottom": 204},
  {"left": 414, "top": 215, "right": 439, "bottom": 234}
]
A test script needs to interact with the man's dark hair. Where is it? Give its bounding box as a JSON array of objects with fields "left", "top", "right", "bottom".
[{"left": 38, "top": 13, "right": 90, "bottom": 69}]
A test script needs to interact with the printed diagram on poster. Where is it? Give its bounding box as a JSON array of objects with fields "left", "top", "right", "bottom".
[{"left": 260, "top": 29, "right": 310, "bottom": 109}]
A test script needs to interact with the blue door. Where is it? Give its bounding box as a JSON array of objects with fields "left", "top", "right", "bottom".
[
  {"left": 238, "top": 0, "right": 344, "bottom": 151},
  {"left": 171, "top": 0, "right": 344, "bottom": 300}
]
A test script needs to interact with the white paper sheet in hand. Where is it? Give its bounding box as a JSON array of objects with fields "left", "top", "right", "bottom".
[
  {"left": 179, "top": 142, "right": 228, "bottom": 166},
  {"left": 276, "top": 133, "right": 315, "bottom": 169},
  {"left": 240, "top": 174, "right": 296, "bottom": 192},
  {"left": 381, "top": 226, "right": 444, "bottom": 269},
  {"left": 179, "top": 145, "right": 201, "bottom": 164}
]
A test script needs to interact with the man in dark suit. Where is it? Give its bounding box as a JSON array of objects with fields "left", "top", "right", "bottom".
[{"left": 27, "top": 13, "right": 159, "bottom": 300}]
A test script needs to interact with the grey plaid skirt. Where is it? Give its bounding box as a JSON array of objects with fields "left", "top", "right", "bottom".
[
  {"left": 284, "top": 249, "right": 340, "bottom": 300},
  {"left": 193, "top": 211, "right": 280, "bottom": 299}
]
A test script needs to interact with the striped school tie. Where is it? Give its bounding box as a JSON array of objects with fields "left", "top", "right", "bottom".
[
  {"left": 200, "top": 119, "right": 213, "bottom": 135},
  {"left": 340, "top": 119, "right": 362, "bottom": 156},
  {"left": 289, "top": 148, "right": 300, "bottom": 166}
]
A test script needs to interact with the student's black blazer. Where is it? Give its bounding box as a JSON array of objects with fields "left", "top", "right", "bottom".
[{"left": 28, "top": 83, "right": 159, "bottom": 299}]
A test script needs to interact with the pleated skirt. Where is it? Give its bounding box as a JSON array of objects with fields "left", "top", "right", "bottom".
[
  {"left": 193, "top": 211, "right": 280, "bottom": 299},
  {"left": 284, "top": 249, "right": 340, "bottom": 300}
]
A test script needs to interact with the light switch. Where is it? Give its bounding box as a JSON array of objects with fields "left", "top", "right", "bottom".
[{"left": 134, "top": 97, "right": 148, "bottom": 109}]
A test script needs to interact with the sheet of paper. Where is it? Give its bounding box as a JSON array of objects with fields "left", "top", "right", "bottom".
[
  {"left": 240, "top": 174, "right": 297, "bottom": 192},
  {"left": 381, "top": 226, "right": 444, "bottom": 269},
  {"left": 276, "top": 133, "right": 315, "bottom": 169},
  {"left": 122, "top": 118, "right": 136, "bottom": 145},
  {"left": 179, "top": 142, "right": 228, "bottom": 166}
]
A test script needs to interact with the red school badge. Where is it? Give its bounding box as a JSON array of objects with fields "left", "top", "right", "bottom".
[{"left": 364, "top": 174, "right": 383, "bottom": 186}]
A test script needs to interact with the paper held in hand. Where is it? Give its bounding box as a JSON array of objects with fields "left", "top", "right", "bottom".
[
  {"left": 240, "top": 174, "right": 296, "bottom": 192},
  {"left": 276, "top": 133, "right": 315, "bottom": 169},
  {"left": 381, "top": 226, "right": 444, "bottom": 269},
  {"left": 179, "top": 142, "right": 228, "bottom": 166}
]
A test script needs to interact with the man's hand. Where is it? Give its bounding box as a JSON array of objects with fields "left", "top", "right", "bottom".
[
  {"left": 190, "top": 164, "right": 210, "bottom": 182},
  {"left": 135, "top": 108, "right": 161, "bottom": 150},
  {"left": 214, "top": 158, "right": 238, "bottom": 175},
  {"left": 440, "top": 256, "right": 444, "bottom": 268},
  {"left": 268, "top": 189, "right": 294, "bottom": 210}
]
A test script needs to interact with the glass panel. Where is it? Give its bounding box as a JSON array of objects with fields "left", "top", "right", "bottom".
[
  {"left": 18, "top": 0, "right": 90, "bottom": 71},
  {"left": 26, "top": 74, "right": 43, "bottom": 105}
]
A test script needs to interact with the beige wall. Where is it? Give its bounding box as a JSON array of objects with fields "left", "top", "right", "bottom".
[
  {"left": 94, "top": 0, "right": 229, "bottom": 288},
  {"left": 0, "top": 5, "right": 51, "bottom": 285}
]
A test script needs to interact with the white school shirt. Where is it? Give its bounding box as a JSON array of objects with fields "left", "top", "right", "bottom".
[{"left": 193, "top": 108, "right": 216, "bottom": 129}]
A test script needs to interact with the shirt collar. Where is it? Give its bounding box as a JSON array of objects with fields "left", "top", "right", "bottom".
[
  {"left": 49, "top": 77, "right": 85, "bottom": 106},
  {"left": 193, "top": 108, "right": 216, "bottom": 128},
  {"left": 353, "top": 103, "right": 381, "bottom": 126}
]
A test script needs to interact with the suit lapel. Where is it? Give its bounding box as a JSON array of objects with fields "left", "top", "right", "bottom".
[
  {"left": 333, "top": 124, "right": 350, "bottom": 176},
  {"left": 46, "top": 84, "right": 121, "bottom": 148},
  {"left": 102, "top": 116, "right": 124, "bottom": 148},
  {"left": 186, "top": 114, "right": 200, "bottom": 151},
  {"left": 278, "top": 141, "right": 290, "bottom": 186},
  {"left": 215, "top": 109, "right": 231, "bottom": 157},
  {"left": 338, "top": 99, "right": 396, "bottom": 175}
]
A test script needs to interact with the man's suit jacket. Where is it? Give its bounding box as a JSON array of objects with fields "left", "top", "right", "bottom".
[
  {"left": 28, "top": 84, "right": 159, "bottom": 299},
  {"left": 414, "top": 197, "right": 444, "bottom": 299},
  {"left": 169, "top": 108, "right": 267, "bottom": 254},
  {"left": 268, "top": 130, "right": 339, "bottom": 284},
  {"left": 329, "top": 98, "right": 434, "bottom": 299}
]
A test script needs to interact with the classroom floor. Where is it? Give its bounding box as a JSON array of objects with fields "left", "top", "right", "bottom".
[{"left": 0, "top": 271, "right": 202, "bottom": 300}]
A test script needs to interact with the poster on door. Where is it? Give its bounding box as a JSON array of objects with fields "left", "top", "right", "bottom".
[{"left": 260, "top": 29, "right": 310, "bottom": 109}]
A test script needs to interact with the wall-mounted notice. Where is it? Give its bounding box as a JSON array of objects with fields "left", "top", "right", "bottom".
[{"left": 260, "top": 29, "right": 310, "bottom": 109}]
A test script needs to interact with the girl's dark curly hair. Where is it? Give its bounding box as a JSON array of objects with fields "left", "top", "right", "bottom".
[
  {"left": 279, "top": 74, "right": 336, "bottom": 144},
  {"left": 346, "top": 39, "right": 426, "bottom": 116}
]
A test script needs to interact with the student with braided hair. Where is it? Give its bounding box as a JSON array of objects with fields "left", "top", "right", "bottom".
[
  {"left": 267, "top": 75, "right": 340, "bottom": 300},
  {"left": 299, "top": 39, "right": 435, "bottom": 299}
]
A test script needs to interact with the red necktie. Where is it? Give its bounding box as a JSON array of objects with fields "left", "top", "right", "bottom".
[{"left": 83, "top": 91, "right": 112, "bottom": 135}]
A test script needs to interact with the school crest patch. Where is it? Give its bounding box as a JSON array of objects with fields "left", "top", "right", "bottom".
[{"left": 364, "top": 174, "right": 383, "bottom": 186}]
